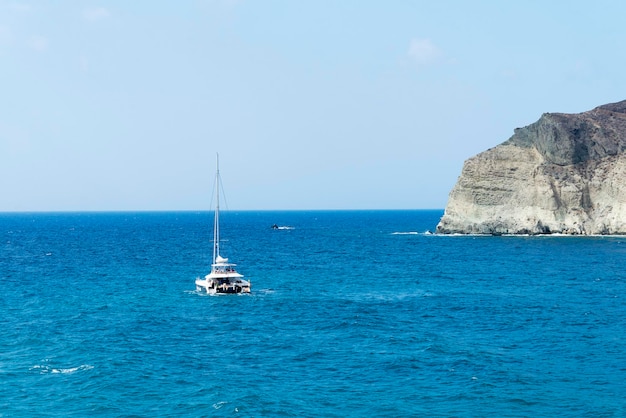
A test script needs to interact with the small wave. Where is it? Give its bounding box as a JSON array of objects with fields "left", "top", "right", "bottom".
[
  {"left": 213, "top": 401, "right": 228, "bottom": 410},
  {"left": 30, "top": 363, "right": 94, "bottom": 375},
  {"left": 253, "top": 288, "right": 275, "bottom": 295},
  {"left": 437, "top": 233, "right": 492, "bottom": 237},
  {"left": 189, "top": 289, "right": 214, "bottom": 297},
  {"left": 190, "top": 289, "right": 254, "bottom": 297},
  {"left": 391, "top": 231, "right": 420, "bottom": 235}
]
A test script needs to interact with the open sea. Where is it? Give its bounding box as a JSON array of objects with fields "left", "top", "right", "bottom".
[{"left": 1, "top": 210, "right": 626, "bottom": 417}]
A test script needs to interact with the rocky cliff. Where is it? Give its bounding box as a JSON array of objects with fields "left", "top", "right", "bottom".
[{"left": 436, "top": 100, "right": 626, "bottom": 235}]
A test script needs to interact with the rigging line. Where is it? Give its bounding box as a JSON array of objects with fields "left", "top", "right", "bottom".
[
  {"left": 200, "top": 174, "right": 218, "bottom": 270},
  {"left": 208, "top": 170, "right": 218, "bottom": 244},
  {"left": 215, "top": 162, "right": 231, "bottom": 257},
  {"left": 218, "top": 170, "right": 230, "bottom": 212},
  {"left": 208, "top": 177, "right": 217, "bottom": 216}
]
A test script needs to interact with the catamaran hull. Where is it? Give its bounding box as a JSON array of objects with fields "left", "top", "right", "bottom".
[{"left": 195, "top": 278, "right": 251, "bottom": 295}]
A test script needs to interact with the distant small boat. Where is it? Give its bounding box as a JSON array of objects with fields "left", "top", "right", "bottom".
[
  {"left": 271, "top": 224, "right": 294, "bottom": 230},
  {"left": 195, "top": 154, "right": 251, "bottom": 295}
]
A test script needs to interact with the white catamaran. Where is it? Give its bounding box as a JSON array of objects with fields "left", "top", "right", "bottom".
[{"left": 195, "top": 154, "right": 251, "bottom": 295}]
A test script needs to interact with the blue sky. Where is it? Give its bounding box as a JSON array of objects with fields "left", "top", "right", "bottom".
[{"left": 1, "top": 0, "right": 625, "bottom": 211}]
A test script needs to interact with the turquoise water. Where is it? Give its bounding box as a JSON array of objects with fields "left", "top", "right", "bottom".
[{"left": 1, "top": 210, "right": 625, "bottom": 416}]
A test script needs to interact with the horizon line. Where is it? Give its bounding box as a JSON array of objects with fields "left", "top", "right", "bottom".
[{"left": 0, "top": 208, "right": 445, "bottom": 214}]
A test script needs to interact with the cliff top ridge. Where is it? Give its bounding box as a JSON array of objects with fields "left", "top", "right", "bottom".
[{"left": 506, "top": 99, "right": 626, "bottom": 165}]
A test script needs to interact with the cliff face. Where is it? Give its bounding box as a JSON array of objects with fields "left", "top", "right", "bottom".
[{"left": 437, "top": 100, "right": 626, "bottom": 235}]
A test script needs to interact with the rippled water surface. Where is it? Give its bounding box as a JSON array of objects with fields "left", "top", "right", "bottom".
[{"left": 1, "top": 210, "right": 625, "bottom": 416}]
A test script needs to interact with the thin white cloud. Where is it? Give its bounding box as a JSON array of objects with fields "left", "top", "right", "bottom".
[
  {"left": 83, "top": 7, "right": 111, "bottom": 21},
  {"left": 407, "top": 38, "right": 442, "bottom": 67},
  {"left": 27, "top": 35, "right": 48, "bottom": 51}
]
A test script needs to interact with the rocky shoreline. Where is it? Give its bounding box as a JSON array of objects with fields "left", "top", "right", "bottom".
[{"left": 437, "top": 100, "right": 626, "bottom": 235}]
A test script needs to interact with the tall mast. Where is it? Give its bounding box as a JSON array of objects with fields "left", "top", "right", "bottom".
[{"left": 213, "top": 153, "right": 220, "bottom": 264}]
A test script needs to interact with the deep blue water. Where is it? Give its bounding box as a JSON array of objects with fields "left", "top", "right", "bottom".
[{"left": 1, "top": 210, "right": 626, "bottom": 417}]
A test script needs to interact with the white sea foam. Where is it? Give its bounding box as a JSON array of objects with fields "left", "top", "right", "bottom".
[
  {"left": 52, "top": 365, "right": 94, "bottom": 374},
  {"left": 213, "top": 401, "right": 228, "bottom": 410},
  {"left": 30, "top": 363, "right": 94, "bottom": 374},
  {"left": 391, "top": 231, "right": 420, "bottom": 235},
  {"left": 253, "top": 288, "right": 275, "bottom": 295}
]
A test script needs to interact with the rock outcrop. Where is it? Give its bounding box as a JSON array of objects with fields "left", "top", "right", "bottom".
[{"left": 436, "top": 100, "right": 626, "bottom": 235}]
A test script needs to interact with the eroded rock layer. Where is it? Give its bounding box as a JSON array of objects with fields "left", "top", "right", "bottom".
[{"left": 437, "top": 100, "right": 626, "bottom": 235}]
